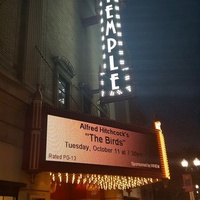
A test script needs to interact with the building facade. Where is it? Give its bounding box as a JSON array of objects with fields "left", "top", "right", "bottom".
[{"left": 0, "top": 0, "right": 169, "bottom": 199}]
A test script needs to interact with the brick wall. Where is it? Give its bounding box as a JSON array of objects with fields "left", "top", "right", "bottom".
[
  {"left": 0, "top": 0, "right": 27, "bottom": 77},
  {"left": 41, "top": 0, "right": 102, "bottom": 110}
]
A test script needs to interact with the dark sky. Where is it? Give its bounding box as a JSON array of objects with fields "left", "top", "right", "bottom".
[{"left": 121, "top": 0, "right": 200, "bottom": 151}]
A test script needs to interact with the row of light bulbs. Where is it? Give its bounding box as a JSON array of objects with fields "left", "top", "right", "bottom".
[
  {"left": 50, "top": 172, "right": 160, "bottom": 190},
  {"left": 100, "top": 85, "right": 132, "bottom": 98}
]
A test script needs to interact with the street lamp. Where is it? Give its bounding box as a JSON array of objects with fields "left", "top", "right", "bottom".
[
  {"left": 193, "top": 158, "right": 200, "bottom": 168},
  {"left": 181, "top": 158, "right": 200, "bottom": 200},
  {"left": 182, "top": 159, "right": 189, "bottom": 168}
]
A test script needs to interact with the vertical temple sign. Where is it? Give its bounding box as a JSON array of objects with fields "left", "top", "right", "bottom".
[{"left": 99, "top": 0, "right": 133, "bottom": 101}]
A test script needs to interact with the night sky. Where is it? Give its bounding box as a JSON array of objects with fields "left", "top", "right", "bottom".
[{"left": 121, "top": 0, "right": 200, "bottom": 152}]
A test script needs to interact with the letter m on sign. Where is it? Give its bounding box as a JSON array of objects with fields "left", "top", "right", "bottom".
[{"left": 182, "top": 174, "right": 194, "bottom": 192}]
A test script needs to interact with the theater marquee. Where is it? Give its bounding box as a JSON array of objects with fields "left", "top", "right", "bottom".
[
  {"left": 23, "top": 103, "right": 170, "bottom": 186},
  {"left": 46, "top": 114, "right": 160, "bottom": 170},
  {"left": 99, "top": 0, "right": 134, "bottom": 103}
]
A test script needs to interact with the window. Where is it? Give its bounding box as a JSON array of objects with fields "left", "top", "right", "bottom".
[
  {"left": 79, "top": 83, "right": 92, "bottom": 114},
  {"left": 0, "top": 0, "right": 28, "bottom": 78},
  {"left": 83, "top": 92, "right": 92, "bottom": 114},
  {"left": 54, "top": 56, "right": 76, "bottom": 109},
  {"left": 97, "top": 100, "right": 109, "bottom": 118},
  {"left": 58, "top": 75, "right": 70, "bottom": 109}
]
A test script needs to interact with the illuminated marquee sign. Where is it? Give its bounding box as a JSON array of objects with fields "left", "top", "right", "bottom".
[
  {"left": 46, "top": 114, "right": 160, "bottom": 170},
  {"left": 99, "top": 0, "right": 133, "bottom": 103}
]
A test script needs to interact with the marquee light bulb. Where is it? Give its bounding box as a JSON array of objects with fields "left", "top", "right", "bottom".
[
  {"left": 117, "top": 32, "right": 122, "bottom": 37},
  {"left": 117, "top": 90, "right": 123, "bottom": 95},
  {"left": 110, "top": 91, "right": 115, "bottom": 96},
  {"left": 122, "top": 67, "right": 129, "bottom": 71},
  {"left": 116, "top": 14, "right": 120, "bottom": 19},
  {"left": 126, "top": 86, "right": 132, "bottom": 92},
  {"left": 58, "top": 173, "right": 62, "bottom": 183},
  {"left": 125, "top": 75, "right": 130, "bottom": 81},
  {"left": 115, "top": 6, "right": 120, "bottom": 11},
  {"left": 100, "top": 80, "right": 105, "bottom": 86},
  {"left": 66, "top": 173, "right": 68, "bottom": 183},
  {"left": 100, "top": 72, "right": 105, "bottom": 76},
  {"left": 72, "top": 173, "right": 75, "bottom": 184},
  {"left": 119, "top": 50, "right": 124, "bottom": 55},
  {"left": 119, "top": 60, "right": 125, "bottom": 65},
  {"left": 116, "top": 23, "right": 121, "bottom": 28},
  {"left": 101, "top": 90, "right": 105, "bottom": 97},
  {"left": 118, "top": 41, "right": 123, "bottom": 46}
]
